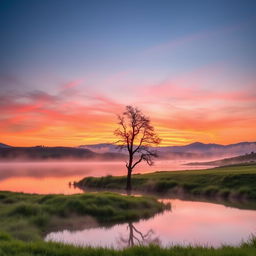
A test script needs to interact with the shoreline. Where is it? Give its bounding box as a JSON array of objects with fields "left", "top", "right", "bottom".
[
  {"left": 76, "top": 164, "right": 256, "bottom": 201},
  {"left": 0, "top": 191, "right": 168, "bottom": 241},
  {"left": 0, "top": 234, "right": 255, "bottom": 256}
]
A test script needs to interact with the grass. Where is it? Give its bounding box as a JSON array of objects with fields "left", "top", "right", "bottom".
[
  {"left": 0, "top": 191, "right": 168, "bottom": 241},
  {"left": 76, "top": 164, "right": 256, "bottom": 200},
  {"left": 0, "top": 232, "right": 255, "bottom": 256}
]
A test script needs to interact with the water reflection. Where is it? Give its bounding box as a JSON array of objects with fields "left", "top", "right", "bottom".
[
  {"left": 45, "top": 199, "right": 256, "bottom": 248},
  {"left": 0, "top": 161, "right": 213, "bottom": 194},
  {"left": 118, "top": 222, "right": 160, "bottom": 247}
]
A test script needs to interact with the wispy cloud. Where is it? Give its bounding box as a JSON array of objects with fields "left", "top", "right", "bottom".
[
  {"left": 0, "top": 86, "right": 124, "bottom": 146},
  {"left": 1, "top": 69, "right": 255, "bottom": 147},
  {"left": 143, "top": 22, "right": 245, "bottom": 55}
]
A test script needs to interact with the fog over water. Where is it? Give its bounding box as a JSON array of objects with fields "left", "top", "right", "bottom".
[
  {"left": 1, "top": 160, "right": 255, "bottom": 249},
  {"left": 0, "top": 160, "right": 214, "bottom": 194}
]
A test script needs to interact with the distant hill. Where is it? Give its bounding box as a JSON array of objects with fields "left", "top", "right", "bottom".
[
  {"left": 1, "top": 141, "right": 256, "bottom": 161},
  {"left": 79, "top": 141, "right": 256, "bottom": 159},
  {"left": 79, "top": 143, "right": 119, "bottom": 153},
  {"left": 0, "top": 146, "right": 126, "bottom": 161},
  {"left": 78, "top": 143, "right": 207, "bottom": 159},
  {"left": 186, "top": 152, "right": 256, "bottom": 166},
  {"left": 0, "top": 143, "right": 12, "bottom": 148},
  {"left": 156, "top": 142, "right": 256, "bottom": 155}
]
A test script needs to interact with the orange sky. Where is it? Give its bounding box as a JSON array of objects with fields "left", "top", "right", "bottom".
[
  {"left": 1, "top": 74, "right": 255, "bottom": 147},
  {"left": 1, "top": 1, "right": 256, "bottom": 147}
]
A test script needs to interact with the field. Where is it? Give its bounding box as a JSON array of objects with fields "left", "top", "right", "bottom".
[{"left": 77, "top": 164, "right": 256, "bottom": 200}]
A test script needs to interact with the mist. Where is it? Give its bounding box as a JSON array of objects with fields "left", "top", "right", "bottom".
[{"left": 0, "top": 159, "right": 216, "bottom": 194}]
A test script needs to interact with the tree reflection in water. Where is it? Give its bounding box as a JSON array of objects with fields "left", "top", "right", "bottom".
[{"left": 118, "top": 222, "right": 160, "bottom": 247}]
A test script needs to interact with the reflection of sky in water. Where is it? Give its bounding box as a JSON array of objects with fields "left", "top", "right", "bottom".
[
  {"left": 0, "top": 161, "right": 213, "bottom": 194},
  {"left": 45, "top": 199, "right": 256, "bottom": 248}
]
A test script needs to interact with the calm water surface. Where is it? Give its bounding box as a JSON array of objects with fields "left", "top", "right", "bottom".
[
  {"left": 0, "top": 160, "right": 255, "bottom": 248},
  {"left": 0, "top": 160, "right": 212, "bottom": 194},
  {"left": 45, "top": 199, "right": 256, "bottom": 248}
]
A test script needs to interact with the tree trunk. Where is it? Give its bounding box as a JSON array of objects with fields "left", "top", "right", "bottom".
[
  {"left": 128, "top": 222, "right": 134, "bottom": 246},
  {"left": 126, "top": 167, "right": 132, "bottom": 191}
]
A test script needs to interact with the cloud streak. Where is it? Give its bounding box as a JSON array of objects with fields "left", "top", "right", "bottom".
[{"left": 1, "top": 71, "right": 255, "bottom": 147}]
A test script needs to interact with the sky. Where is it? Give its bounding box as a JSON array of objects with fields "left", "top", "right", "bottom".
[{"left": 0, "top": 0, "right": 255, "bottom": 147}]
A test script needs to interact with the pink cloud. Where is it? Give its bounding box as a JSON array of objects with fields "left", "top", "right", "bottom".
[
  {"left": 0, "top": 87, "right": 124, "bottom": 137},
  {"left": 138, "top": 64, "right": 256, "bottom": 104},
  {"left": 62, "top": 80, "right": 83, "bottom": 90},
  {"left": 1, "top": 74, "right": 255, "bottom": 146}
]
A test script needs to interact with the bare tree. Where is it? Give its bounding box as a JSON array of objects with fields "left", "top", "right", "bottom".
[
  {"left": 117, "top": 222, "right": 161, "bottom": 247},
  {"left": 114, "top": 106, "right": 161, "bottom": 191}
]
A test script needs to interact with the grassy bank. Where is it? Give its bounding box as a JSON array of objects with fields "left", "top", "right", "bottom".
[
  {"left": 0, "top": 191, "right": 167, "bottom": 241},
  {"left": 0, "top": 233, "right": 255, "bottom": 256},
  {"left": 77, "top": 164, "right": 256, "bottom": 200}
]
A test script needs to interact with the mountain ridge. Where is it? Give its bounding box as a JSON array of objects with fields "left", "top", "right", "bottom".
[
  {"left": 0, "top": 146, "right": 126, "bottom": 161},
  {"left": 1, "top": 141, "right": 255, "bottom": 161},
  {"left": 0, "top": 143, "right": 12, "bottom": 148},
  {"left": 79, "top": 141, "right": 256, "bottom": 157},
  {"left": 186, "top": 152, "right": 256, "bottom": 166}
]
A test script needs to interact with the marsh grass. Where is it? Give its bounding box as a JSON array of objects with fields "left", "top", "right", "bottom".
[
  {"left": 0, "top": 232, "right": 255, "bottom": 256},
  {"left": 0, "top": 191, "right": 167, "bottom": 241},
  {"left": 77, "top": 164, "right": 256, "bottom": 200}
]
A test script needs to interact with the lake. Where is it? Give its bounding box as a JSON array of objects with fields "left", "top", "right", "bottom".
[
  {"left": 0, "top": 160, "right": 255, "bottom": 248},
  {"left": 0, "top": 160, "right": 212, "bottom": 194},
  {"left": 45, "top": 198, "right": 256, "bottom": 248}
]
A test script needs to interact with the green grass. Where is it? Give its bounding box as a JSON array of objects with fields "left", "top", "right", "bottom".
[
  {"left": 0, "top": 232, "right": 255, "bottom": 256},
  {"left": 77, "top": 164, "right": 256, "bottom": 200},
  {"left": 0, "top": 191, "right": 168, "bottom": 241}
]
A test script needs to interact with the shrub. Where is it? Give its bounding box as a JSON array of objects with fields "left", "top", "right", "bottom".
[
  {"left": 10, "top": 203, "right": 41, "bottom": 217},
  {"left": 0, "top": 232, "right": 12, "bottom": 241},
  {"left": 155, "top": 180, "right": 178, "bottom": 193},
  {"left": 203, "top": 186, "right": 219, "bottom": 196},
  {"left": 182, "top": 183, "right": 198, "bottom": 191},
  {"left": 219, "top": 188, "right": 231, "bottom": 198},
  {"left": 32, "top": 213, "right": 50, "bottom": 228}
]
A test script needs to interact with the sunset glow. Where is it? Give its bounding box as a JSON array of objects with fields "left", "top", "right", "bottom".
[
  {"left": 1, "top": 0, "right": 255, "bottom": 147},
  {"left": 0, "top": 2, "right": 256, "bottom": 253}
]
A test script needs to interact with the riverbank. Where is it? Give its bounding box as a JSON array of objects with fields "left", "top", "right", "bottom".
[
  {"left": 0, "top": 233, "right": 255, "bottom": 256},
  {"left": 186, "top": 153, "right": 256, "bottom": 166},
  {"left": 76, "top": 164, "right": 256, "bottom": 200},
  {"left": 0, "top": 191, "right": 167, "bottom": 241}
]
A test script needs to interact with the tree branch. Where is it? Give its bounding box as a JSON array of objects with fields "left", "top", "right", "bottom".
[{"left": 131, "top": 154, "right": 145, "bottom": 169}]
